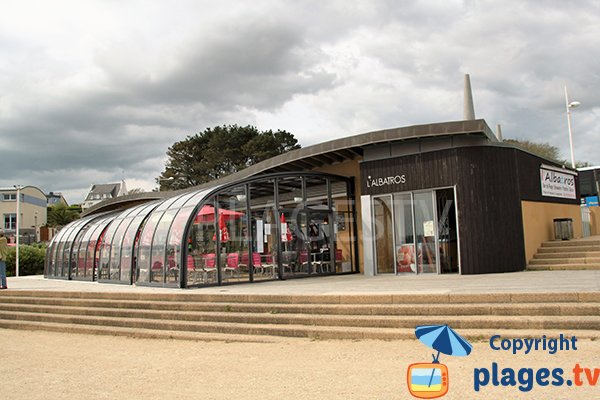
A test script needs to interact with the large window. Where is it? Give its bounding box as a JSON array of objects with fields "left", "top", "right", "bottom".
[
  {"left": 4, "top": 213, "right": 16, "bottom": 230},
  {"left": 2, "top": 193, "right": 16, "bottom": 201}
]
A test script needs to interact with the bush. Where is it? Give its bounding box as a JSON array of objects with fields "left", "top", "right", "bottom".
[{"left": 5, "top": 244, "right": 47, "bottom": 277}]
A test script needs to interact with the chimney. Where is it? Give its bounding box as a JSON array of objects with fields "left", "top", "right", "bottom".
[
  {"left": 496, "top": 124, "right": 503, "bottom": 141},
  {"left": 463, "top": 74, "right": 476, "bottom": 120}
]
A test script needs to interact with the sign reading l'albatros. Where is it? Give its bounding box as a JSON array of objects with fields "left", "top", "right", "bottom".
[{"left": 540, "top": 168, "right": 576, "bottom": 199}]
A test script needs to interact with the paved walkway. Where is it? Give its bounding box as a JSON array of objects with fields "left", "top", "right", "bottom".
[{"left": 5, "top": 269, "right": 600, "bottom": 294}]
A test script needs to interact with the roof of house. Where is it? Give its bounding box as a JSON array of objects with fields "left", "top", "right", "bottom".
[{"left": 85, "top": 183, "right": 121, "bottom": 201}]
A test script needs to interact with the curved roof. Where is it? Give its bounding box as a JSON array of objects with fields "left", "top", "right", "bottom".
[{"left": 83, "top": 119, "right": 496, "bottom": 216}]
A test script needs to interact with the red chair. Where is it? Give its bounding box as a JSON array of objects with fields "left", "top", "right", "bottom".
[
  {"left": 225, "top": 253, "right": 241, "bottom": 279},
  {"left": 202, "top": 253, "right": 217, "bottom": 283}
]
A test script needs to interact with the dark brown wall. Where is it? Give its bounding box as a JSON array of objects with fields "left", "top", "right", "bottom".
[
  {"left": 516, "top": 151, "right": 580, "bottom": 204},
  {"left": 361, "top": 145, "right": 534, "bottom": 274}
]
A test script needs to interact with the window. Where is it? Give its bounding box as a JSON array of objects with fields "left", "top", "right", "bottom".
[
  {"left": 4, "top": 213, "right": 16, "bottom": 230},
  {"left": 2, "top": 193, "right": 16, "bottom": 201}
]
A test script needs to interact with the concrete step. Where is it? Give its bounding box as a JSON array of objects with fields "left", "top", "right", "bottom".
[
  {"left": 0, "top": 311, "right": 600, "bottom": 340},
  {"left": 2, "top": 290, "right": 600, "bottom": 304},
  {"left": 529, "top": 257, "right": 600, "bottom": 265},
  {"left": 541, "top": 240, "right": 600, "bottom": 248},
  {"left": 0, "top": 319, "right": 287, "bottom": 343},
  {"left": 527, "top": 264, "right": 600, "bottom": 271},
  {"left": 538, "top": 245, "right": 600, "bottom": 253},
  {"left": 2, "top": 298, "right": 600, "bottom": 317},
  {"left": 2, "top": 319, "right": 599, "bottom": 341},
  {"left": 533, "top": 251, "right": 600, "bottom": 259},
  {"left": 3, "top": 290, "right": 600, "bottom": 341}
]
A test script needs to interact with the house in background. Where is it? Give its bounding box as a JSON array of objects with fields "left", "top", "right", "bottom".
[
  {"left": 46, "top": 192, "right": 69, "bottom": 207},
  {"left": 81, "top": 181, "right": 128, "bottom": 211},
  {"left": 0, "top": 186, "right": 48, "bottom": 243}
]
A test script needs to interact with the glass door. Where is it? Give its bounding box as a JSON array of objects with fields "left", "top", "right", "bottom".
[
  {"left": 436, "top": 188, "right": 459, "bottom": 274},
  {"left": 393, "top": 193, "right": 416, "bottom": 274},
  {"left": 414, "top": 192, "right": 437, "bottom": 273},
  {"left": 373, "top": 195, "right": 395, "bottom": 274}
]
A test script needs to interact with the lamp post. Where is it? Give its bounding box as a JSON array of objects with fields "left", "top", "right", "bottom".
[
  {"left": 564, "top": 86, "right": 581, "bottom": 169},
  {"left": 13, "top": 185, "right": 23, "bottom": 277}
]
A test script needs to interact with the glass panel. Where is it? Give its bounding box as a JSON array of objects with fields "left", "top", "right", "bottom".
[
  {"left": 217, "top": 186, "right": 249, "bottom": 284},
  {"left": 303, "top": 176, "right": 332, "bottom": 275},
  {"left": 70, "top": 223, "right": 94, "bottom": 279},
  {"left": 414, "top": 192, "right": 437, "bottom": 273},
  {"left": 167, "top": 205, "right": 195, "bottom": 286},
  {"left": 278, "top": 176, "right": 303, "bottom": 279},
  {"left": 108, "top": 214, "right": 135, "bottom": 282},
  {"left": 121, "top": 203, "right": 158, "bottom": 284},
  {"left": 249, "top": 179, "right": 277, "bottom": 281},
  {"left": 137, "top": 212, "right": 163, "bottom": 284},
  {"left": 150, "top": 209, "right": 178, "bottom": 284},
  {"left": 307, "top": 210, "right": 332, "bottom": 275},
  {"left": 84, "top": 218, "right": 114, "bottom": 281},
  {"left": 436, "top": 188, "right": 459, "bottom": 274},
  {"left": 136, "top": 196, "right": 185, "bottom": 286},
  {"left": 98, "top": 219, "right": 121, "bottom": 280},
  {"left": 331, "top": 178, "right": 355, "bottom": 274},
  {"left": 373, "top": 196, "right": 394, "bottom": 274},
  {"left": 393, "top": 193, "right": 416, "bottom": 274},
  {"left": 78, "top": 217, "right": 110, "bottom": 280},
  {"left": 186, "top": 198, "right": 218, "bottom": 286}
]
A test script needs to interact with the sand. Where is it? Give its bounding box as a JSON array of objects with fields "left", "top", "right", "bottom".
[{"left": 1, "top": 329, "right": 599, "bottom": 399}]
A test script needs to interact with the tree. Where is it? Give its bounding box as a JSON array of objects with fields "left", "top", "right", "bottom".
[
  {"left": 503, "top": 139, "right": 562, "bottom": 163},
  {"left": 504, "top": 138, "right": 589, "bottom": 167},
  {"left": 158, "top": 125, "right": 301, "bottom": 190},
  {"left": 47, "top": 203, "right": 80, "bottom": 228}
]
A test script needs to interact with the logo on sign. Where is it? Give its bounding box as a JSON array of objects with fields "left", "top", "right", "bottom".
[{"left": 366, "top": 174, "right": 406, "bottom": 188}]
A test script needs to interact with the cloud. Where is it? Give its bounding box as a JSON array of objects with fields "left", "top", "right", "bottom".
[{"left": 1, "top": 0, "right": 599, "bottom": 204}]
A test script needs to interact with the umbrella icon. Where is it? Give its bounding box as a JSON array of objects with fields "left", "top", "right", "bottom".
[{"left": 415, "top": 325, "right": 472, "bottom": 388}]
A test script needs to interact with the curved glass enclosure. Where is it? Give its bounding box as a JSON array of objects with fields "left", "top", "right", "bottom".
[{"left": 45, "top": 173, "right": 357, "bottom": 288}]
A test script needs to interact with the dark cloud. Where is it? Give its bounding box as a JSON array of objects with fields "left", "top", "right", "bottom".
[{"left": 0, "top": 0, "right": 599, "bottom": 202}]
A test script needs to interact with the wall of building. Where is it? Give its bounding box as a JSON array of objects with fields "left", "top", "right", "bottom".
[
  {"left": 1, "top": 186, "right": 47, "bottom": 242},
  {"left": 521, "top": 201, "right": 584, "bottom": 262}
]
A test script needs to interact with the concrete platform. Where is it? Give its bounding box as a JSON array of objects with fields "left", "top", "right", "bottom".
[{"left": 5, "top": 269, "right": 600, "bottom": 295}]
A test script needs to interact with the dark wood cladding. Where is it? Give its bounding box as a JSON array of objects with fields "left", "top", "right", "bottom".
[
  {"left": 360, "top": 145, "right": 570, "bottom": 274},
  {"left": 516, "top": 151, "right": 579, "bottom": 204}
]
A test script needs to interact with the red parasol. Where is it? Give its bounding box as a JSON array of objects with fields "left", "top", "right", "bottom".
[
  {"left": 213, "top": 213, "right": 230, "bottom": 242},
  {"left": 280, "top": 213, "right": 292, "bottom": 242},
  {"left": 195, "top": 204, "right": 244, "bottom": 224}
]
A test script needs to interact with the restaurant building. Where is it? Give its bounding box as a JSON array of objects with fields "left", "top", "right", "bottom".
[{"left": 45, "top": 119, "right": 582, "bottom": 288}]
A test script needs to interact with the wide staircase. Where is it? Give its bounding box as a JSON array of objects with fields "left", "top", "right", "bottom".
[
  {"left": 1, "top": 290, "right": 599, "bottom": 341},
  {"left": 528, "top": 237, "right": 600, "bottom": 271}
]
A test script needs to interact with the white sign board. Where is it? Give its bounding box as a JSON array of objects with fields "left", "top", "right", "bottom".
[
  {"left": 423, "top": 220, "right": 435, "bottom": 237},
  {"left": 540, "top": 168, "right": 576, "bottom": 199}
]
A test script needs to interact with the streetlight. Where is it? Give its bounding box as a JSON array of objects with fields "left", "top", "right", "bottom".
[
  {"left": 13, "top": 185, "right": 23, "bottom": 277},
  {"left": 564, "top": 86, "right": 581, "bottom": 169}
]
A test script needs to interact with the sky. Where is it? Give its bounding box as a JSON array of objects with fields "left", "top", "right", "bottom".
[{"left": 1, "top": 0, "right": 599, "bottom": 204}]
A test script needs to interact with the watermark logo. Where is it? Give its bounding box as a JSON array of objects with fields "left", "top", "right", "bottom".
[{"left": 407, "top": 325, "right": 473, "bottom": 399}]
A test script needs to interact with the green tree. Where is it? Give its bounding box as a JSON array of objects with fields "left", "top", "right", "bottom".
[
  {"left": 504, "top": 139, "right": 562, "bottom": 162},
  {"left": 158, "top": 125, "right": 301, "bottom": 190},
  {"left": 504, "top": 139, "right": 589, "bottom": 167},
  {"left": 47, "top": 203, "right": 80, "bottom": 227}
]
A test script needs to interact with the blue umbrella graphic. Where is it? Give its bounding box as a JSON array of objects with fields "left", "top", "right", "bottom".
[{"left": 415, "top": 324, "right": 473, "bottom": 387}]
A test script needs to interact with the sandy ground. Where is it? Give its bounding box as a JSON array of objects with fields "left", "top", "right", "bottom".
[{"left": 1, "top": 329, "right": 599, "bottom": 400}]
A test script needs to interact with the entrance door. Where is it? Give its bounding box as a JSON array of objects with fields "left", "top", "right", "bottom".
[
  {"left": 373, "top": 196, "right": 394, "bottom": 274},
  {"left": 436, "top": 188, "right": 459, "bottom": 273},
  {"left": 393, "top": 193, "right": 416, "bottom": 274},
  {"left": 414, "top": 192, "right": 437, "bottom": 273}
]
